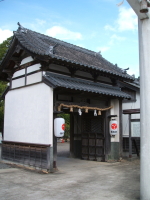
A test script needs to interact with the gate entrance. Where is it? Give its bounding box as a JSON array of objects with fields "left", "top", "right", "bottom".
[{"left": 81, "top": 114, "right": 105, "bottom": 161}]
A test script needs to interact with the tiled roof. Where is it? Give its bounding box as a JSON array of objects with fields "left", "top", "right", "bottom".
[
  {"left": 12, "top": 23, "right": 133, "bottom": 81},
  {"left": 43, "top": 72, "right": 131, "bottom": 99}
]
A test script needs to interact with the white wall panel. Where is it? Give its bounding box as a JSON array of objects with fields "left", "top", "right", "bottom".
[
  {"left": 26, "top": 72, "right": 42, "bottom": 85},
  {"left": 27, "top": 63, "right": 41, "bottom": 73},
  {"left": 4, "top": 83, "right": 53, "bottom": 145},
  {"left": 13, "top": 69, "right": 25, "bottom": 78},
  {"left": 21, "top": 56, "right": 33, "bottom": 65},
  {"left": 122, "top": 92, "right": 140, "bottom": 136},
  {"left": 12, "top": 77, "right": 25, "bottom": 88}
]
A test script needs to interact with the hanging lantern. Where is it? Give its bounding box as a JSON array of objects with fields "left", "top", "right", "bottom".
[
  {"left": 109, "top": 119, "right": 118, "bottom": 136},
  {"left": 98, "top": 110, "right": 101, "bottom": 115},
  {"left": 85, "top": 108, "right": 88, "bottom": 113},
  {"left": 78, "top": 108, "right": 82, "bottom": 115},
  {"left": 54, "top": 118, "right": 65, "bottom": 137},
  {"left": 94, "top": 110, "right": 97, "bottom": 116},
  {"left": 70, "top": 107, "right": 73, "bottom": 112}
]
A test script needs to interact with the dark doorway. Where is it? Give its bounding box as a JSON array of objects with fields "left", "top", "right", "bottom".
[
  {"left": 72, "top": 112, "right": 105, "bottom": 161},
  {"left": 81, "top": 113, "right": 105, "bottom": 161}
]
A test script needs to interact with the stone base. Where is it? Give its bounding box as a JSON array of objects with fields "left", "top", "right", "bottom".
[{"left": 108, "top": 142, "right": 120, "bottom": 160}]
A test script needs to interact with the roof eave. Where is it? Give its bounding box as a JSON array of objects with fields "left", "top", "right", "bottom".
[{"left": 50, "top": 55, "right": 134, "bottom": 82}]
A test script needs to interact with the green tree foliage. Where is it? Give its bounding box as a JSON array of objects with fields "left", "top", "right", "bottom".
[
  {"left": 0, "top": 37, "right": 12, "bottom": 133},
  {"left": 0, "top": 36, "right": 12, "bottom": 61}
]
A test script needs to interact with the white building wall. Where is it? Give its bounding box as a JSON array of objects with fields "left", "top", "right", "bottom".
[
  {"left": 27, "top": 63, "right": 41, "bottom": 73},
  {"left": 122, "top": 92, "right": 140, "bottom": 137},
  {"left": 12, "top": 77, "right": 25, "bottom": 88},
  {"left": 26, "top": 72, "right": 42, "bottom": 85},
  {"left": 12, "top": 57, "right": 42, "bottom": 89},
  {"left": 4, "top": 83, "right": 53, "bottom": 145},
  {"left": 13, "top": 69, "right": 25, "bottom": 78},
  {"left": 21, "top": 56, "right": 33, "bottom": 65}
]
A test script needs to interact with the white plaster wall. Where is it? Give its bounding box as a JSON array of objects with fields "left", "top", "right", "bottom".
[
  {"left": 12, "top": 58, "right": 42, "bottom": 89},
  {"left": 122, "top": 92, "right": 140, "bottom": 136},
  {"left": 13, "top": 69, "right": 25, "bottom": 78},
  {"left": 110, "top": 99, "right": 120, "bottom": 142},
  {"left": 21, "top": 56, "right": 33, "bottom": 65},
  {"left": 4, "top": 83, "right": 53, "bottom": 145},
  {"left": 12, "top": 77, "right": 25, "bottom": 88},
  {"left": 27, "top": 63, "right": 41, "bottom": 73},
  {"left": 26, "top": 72, "right": 42, "bottom": 85}
]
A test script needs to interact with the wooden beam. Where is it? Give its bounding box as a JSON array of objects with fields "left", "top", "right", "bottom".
[
  {"left": 13, "top": 60, "right": 39, "bottom": 73},
  {"left": 123, "top": 109, "right": 140, "bottom": 114},
  {"left": 91, "top": 71, "right": 99, "bottom": 82},
  {"left": 67, "top": 66, "right": 78, "bottom": 77}
]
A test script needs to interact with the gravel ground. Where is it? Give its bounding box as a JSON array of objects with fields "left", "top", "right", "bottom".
[
  {"left": 0, "top": 161, "right": 14, "bottom": 169},
  {"left": 57, "top": 141, "right": 70, "bottom": 157}
]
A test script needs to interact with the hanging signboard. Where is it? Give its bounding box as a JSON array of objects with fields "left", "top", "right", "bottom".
[{"left": 131, "top": 119, "right": 140, "bottom": 137}]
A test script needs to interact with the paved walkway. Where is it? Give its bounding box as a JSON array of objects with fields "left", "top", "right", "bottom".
[{"left": 0, "top": 143, "right": 140, "bottom": 200}]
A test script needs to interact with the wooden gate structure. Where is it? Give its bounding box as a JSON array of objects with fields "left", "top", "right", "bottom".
[
  {"left": 81, "top": 114, "right": 105, "bottom": 161},
  {"left": 0, "top": 23, "right": 134, "bottom": 170}
]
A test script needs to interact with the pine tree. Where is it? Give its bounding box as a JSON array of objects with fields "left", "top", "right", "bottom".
[{"left": 0, "top": 37, "right": 12, "bottom": 133}]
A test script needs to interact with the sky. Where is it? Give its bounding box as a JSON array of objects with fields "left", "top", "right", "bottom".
[{"left": 0, "top": 0, "right": 139, "bottom": 77}]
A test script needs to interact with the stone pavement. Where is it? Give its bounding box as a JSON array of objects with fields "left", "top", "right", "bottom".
[{"left": 0, "top": 143, "right": 140, "bottom": 200}]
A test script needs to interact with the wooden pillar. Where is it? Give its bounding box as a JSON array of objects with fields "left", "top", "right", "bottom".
[
  {"left": 70, "top": 113, "right": 74, "bottom": 157},
  {"left": 104, "top": 110, "right": 111, "bottom": 160},
  {"left": 119, "top": 99, "right": 123, "bottom": 157},
  {"left": 129, "top": 114, "right": 132, "bottom": 158},
  {"left": 53, "top": 136, "right": 57, "bottom": 168},
  {"left": 53, "top": 113, "right": 57, "bottom": 169}
]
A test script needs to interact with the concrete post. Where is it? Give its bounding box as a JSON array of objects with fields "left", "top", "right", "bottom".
[
  {"left": 138, "top": 16, "right": 150, "bottom": 200},
  {"left": 125, "top": 1, "right": 150, "bottom": 199},
  {"left": 47, "top": 146, "right": 53, "bottom": 173}
]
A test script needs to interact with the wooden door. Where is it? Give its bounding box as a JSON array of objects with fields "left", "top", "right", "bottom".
[{"left": 81, "top": 114, "right": 105, "bottom": 161}]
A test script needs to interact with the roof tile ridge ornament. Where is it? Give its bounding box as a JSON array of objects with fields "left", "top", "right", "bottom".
[
  {"left": 100, "top": 56, "right": 122, "bottom": 72},
  {"left": 17, "top": 22, "right": 27, "bottom": 34},
  {"left": 95, "top": 51, "right": 102, "bottom": 57},
  {"left": 46, "top": 43, "right": 58, "bottom": 55}
]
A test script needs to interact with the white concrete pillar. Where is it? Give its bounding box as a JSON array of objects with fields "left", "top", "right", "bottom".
[
  {"left": 138, "top": 16, "right": 150, "bottom": 200},
  {"left": 126, "top": 1, "right": 150, "bottom": 199}
]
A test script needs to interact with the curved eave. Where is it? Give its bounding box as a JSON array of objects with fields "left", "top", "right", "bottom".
[
  {"left": 49, "top": 55, "right": 134, "bottom": 82},
  {"left": 43, "top": 74, "right": 131, "bottom": 99},
  {"left": 14, "top": 32, "right": 134, "bottom": 82},
  {"left": 55, "top": 86, "right": 131, "bottom": 99},
  {"left": 0, "top": 32, "right": 134, "bottom": 83}
]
